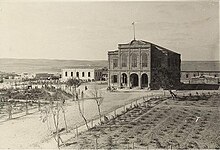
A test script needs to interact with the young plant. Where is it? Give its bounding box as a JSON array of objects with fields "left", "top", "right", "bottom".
[
  {"left": 90, "top": 85, "right": 104, "bottom": 124},
  {"left": 40, "top": 91, "right": 68, "bottom": 148},
  {"left": 77, "top": 99, "right": 89, "bottom": 130}
]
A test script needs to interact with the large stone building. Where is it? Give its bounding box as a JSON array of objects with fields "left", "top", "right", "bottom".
[{"left": 108, "top": 40, "right": 181, "bottom": 90}]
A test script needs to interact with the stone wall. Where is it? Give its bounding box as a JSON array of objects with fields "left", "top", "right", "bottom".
[
  {"left": 181, "top": 71, "right": 220, "bottom": 84},
  {"left": 150, "top": 44, "right": 181, "bottom": 89}
]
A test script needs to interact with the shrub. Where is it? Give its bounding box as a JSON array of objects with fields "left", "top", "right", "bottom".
[
  {"left": 107, "top": 136, "right": 114, "bottom": 148},
  {"left": 113, "top": 134, "right": 119, "bottom": 137},
  {"left": 120, "top": 137, "right": 129, "bottom": 144}
]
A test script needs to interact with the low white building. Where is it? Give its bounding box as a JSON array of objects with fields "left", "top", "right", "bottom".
[
  {"left": 61, "top": 68, "right": 103, "bottom": 82},
  {"left": 21, "top": 72, "right": 36, "bottom": 80}
]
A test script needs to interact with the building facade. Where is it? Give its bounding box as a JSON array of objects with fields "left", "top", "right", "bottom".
[
  {"left": 108, "top": 40, "right": 181, "bottom": 89},
  {"left": 181, "top": 71, "right": 220, "bottom": 84},
  {"left": 61, "top": 68, "right": 103, "bottom": 82}
]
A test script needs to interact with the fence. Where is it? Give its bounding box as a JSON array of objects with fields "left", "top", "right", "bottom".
[{"left": 70, "top": 90, "right": 220, "bottom": 139}]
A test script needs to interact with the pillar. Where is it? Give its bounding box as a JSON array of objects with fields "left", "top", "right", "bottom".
[
  {"left": 118, "top": 72, "right": 121, "bottom": 88},
  {"left": 127, "top": 72, "right": 130, "bottom": 89},
  {"left": 138, "top": 73, "right": 141, "bottom": 89},
  {"left": 108, "top": 72, "right": 111, "bottom": 87},
  {"left": 108, "top": 53, "right": 111, "bottom": 87}
]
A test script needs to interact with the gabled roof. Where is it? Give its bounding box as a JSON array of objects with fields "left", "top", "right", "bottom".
[
  {"left": 118, "top": 39, "right": 180, "bottom": 55},
  {"left": 181, "top": 61, "right": 220, "bottom": 71}
]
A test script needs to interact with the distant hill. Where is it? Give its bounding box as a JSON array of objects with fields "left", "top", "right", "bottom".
[
  {"left": 0, "top": 58, "right": 108, "bottom": 73},
  {"left": 0, "top": 58, "right": 219, "bottom": 73}
]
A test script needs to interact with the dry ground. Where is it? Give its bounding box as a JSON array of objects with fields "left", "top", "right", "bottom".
[
  {"left": 0, "top": 83, "right": 159, "bottom": 149},
  {"left": 65, "top": 93, "right": 220, "bottom": 149}
]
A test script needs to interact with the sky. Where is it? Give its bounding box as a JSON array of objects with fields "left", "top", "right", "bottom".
[{"left": 0, "top": 0, "right": 219, "bottom": 61}]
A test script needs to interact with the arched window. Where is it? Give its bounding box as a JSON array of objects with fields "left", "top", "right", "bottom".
[
  {"left": 131, "top": 53, "right": 137, "bottom": 67},
  {"left": 113, "top": 59, "right": 118, "bottom": 69},
  {"left": 122, "top": 53, "right": 127, "bottom": 67},
  {"left": 142, "top": 53, "right": 148, "bottom": 67}
]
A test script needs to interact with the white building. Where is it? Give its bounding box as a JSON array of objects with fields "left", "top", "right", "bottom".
[
  {"left": 61, "top": 68, "right": 103, "bottom": 82},
  {"left": 21, "top": 72, "right": 36, "bottom": 80}
]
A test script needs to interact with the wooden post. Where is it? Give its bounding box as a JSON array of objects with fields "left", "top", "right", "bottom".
[
  {"left": 95, "top": 138, "right": 98, "bottom": 150},
  {"left": 91, "top": 119, "right": 93, "bottom": 128},
  {"left": 114, "top": 109, "right": 117, "bottom": 117},
  {"left": 124, "top": 105, "right": 126, "bottom": 112},
  {"left": 136, "top": 99, "right": 138, "bottom": 105},
  {"left": 38, "top": 101, "right": 41, "bottom": 111},
  {"left": 8, "top": 102, "right": 12, "bottom": 120},
  {"left": 132, "top": 142, "right": 134, "bottom": 149},
  {"left": 25, "top": 100, "right": 28, "bottom": 115},
  {"left": 75, "top": 125, "right": 78, "bottom": 137}
]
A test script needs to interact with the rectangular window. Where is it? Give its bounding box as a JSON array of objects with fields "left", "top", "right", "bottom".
[
  {"left": 65, "top": 72, "right": 67, "bottom": 77},
  {"left": 82, "top": 72, "right": 85, "bottom": 77},
  {"left": 71, "top": 72, "right": 73, "bottom": 77},
  {"left": 76, "top": 72, "right": 79, "bottom": 77},
  {"left": 186, "top": 74, "right": 189, "bottom": 78},
  {"left": 88, "top": 72, "right": 90, "bottom": 77},
  {"left": 113, "top": 75, "right": 118, "bottom": 83},
  {"left": 113, "top": 59, "right": 118, "bottom": 68}
]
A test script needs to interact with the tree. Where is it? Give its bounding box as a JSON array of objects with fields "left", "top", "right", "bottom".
[
  {"left": 77, "top": 99, "right": 89, "bottom": 130},
  {"left": 90, "top": 85, "right": 104, "bottom": 124},
  {"left": 66, "top": 78, "right": 81, "bottom": 101},
  {"left": 40, "top": 91, "right": 68, "bottom": 148},
  {"left": 6, "top": 101, "right": 12, "bottom": 120}
]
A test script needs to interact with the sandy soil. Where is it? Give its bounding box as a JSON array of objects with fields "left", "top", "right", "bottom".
[
  {"left": 0, "top": 83, "right": 159, "bottom": 149},
  {"left": 0, "top": 84, "right": 218, "bottom": 149}
]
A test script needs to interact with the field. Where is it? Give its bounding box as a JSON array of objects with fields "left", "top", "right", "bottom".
[
  {"left": 65, "top": 93, "right": 220, "bottom": 149},
  {"left": 0, "top": 83, "right": 159, "bottom": 149}
]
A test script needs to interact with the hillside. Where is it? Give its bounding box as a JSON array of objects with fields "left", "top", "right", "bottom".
[
  {"left": 0, "top": 58, "right": 219, "bottom": 73},
  {"left": 0, "top": 58, "right": 108, "bottom": 73}
]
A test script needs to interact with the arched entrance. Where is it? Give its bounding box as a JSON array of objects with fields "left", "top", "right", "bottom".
[
  {"left": 121, "top": 73, "right": 127, "bottom": 87},
  {"left": 141, "top": 73, "right": 148, "bottom": 88},
  {"left": 130, "top": 73, "right": 139, "bottom": 87}
]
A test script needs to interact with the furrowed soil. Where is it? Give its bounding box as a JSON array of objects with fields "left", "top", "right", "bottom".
[{"left": 65, "top": 93, "right": 220, "bottom": 149}]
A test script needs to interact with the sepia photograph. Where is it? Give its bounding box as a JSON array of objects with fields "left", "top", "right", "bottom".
[{"left": 0, "top": 0, "right": 219, "bottom": 149}]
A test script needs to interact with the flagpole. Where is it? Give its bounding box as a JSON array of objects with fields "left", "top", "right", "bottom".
[{"left": 132, "top": 22, "right": 136, "bottom": 40}]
